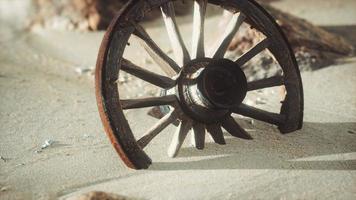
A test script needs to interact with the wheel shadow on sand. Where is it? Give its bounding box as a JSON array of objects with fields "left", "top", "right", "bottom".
[{"left": 150, "top": 122, "right": 356, "bottom": 171}]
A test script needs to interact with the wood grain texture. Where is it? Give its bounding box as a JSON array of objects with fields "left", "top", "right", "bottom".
[{"left": 161, "top": 2, "right": 191, "bottom": 66}]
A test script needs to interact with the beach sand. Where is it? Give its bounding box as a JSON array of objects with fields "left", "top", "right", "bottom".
[{"left": 0, "top": 0, "right": 355, "bottom": 199}]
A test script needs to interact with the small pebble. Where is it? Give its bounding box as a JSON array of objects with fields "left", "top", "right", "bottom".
[
  {"left": 34, "top": 150, "right": 42, "bottom": 154},
  {"left": 41, "top": 139, "right": 55, "bottom": 149},
  {"left": 15, "top": 163, "right": 25, "bottom": 167},
  {"left": 0, "top": 186, "right": 10, "bottom": 192},
  {"left": 0, "top": 156, "right": 7, "bottom": 162},
  {"left": 75, "top": 67, "right": 92, "bottom": 75}
]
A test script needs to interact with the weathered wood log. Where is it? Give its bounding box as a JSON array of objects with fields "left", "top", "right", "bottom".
[
  {"left": 229, "top": 3, "right": 353, "bottom": 56},
  {"left": 227, "top": 3, "right": 353, "bottom": 72},
  {"left": 265, "top": 4, "right": 353, "bottom": 56}
]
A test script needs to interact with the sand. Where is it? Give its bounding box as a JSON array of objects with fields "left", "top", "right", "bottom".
[{"left": 0, "top": 0, "right": 355, "bottom": 199}]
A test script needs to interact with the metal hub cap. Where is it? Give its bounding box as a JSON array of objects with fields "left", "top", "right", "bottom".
[
  {"left": 177, "top": 58, "right": 247, "bottom": 123},
  {"left": 200, "top": 59, "right": 247, "bottom": 108}
]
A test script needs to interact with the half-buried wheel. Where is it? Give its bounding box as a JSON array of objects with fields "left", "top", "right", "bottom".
[{"left": 95, "top": 0, "right": 303, "bottom": 169}]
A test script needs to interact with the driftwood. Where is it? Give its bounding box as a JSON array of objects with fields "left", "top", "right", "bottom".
[
  {"left": 265, "top": 4, "right": 352, "bottom": 56},
  {"left": 227, "top": 3, "right": 353, "bottom": 72}
]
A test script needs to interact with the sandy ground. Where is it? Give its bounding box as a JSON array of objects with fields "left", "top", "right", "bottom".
[{"left": 0, "top": 0, "right": 356, "bottom": 199}]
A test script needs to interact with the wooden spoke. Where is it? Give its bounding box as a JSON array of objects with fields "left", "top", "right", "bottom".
[
  {"left": 221, "top": 116, "right": 252, "bottom": 139},
  {"left": 191, "top": 122, "right": 205, "bottom": 149},
  {"left": 133, "top": 24, "right": 180, "bottom": 76},
  {"left": 161, "top": 2, "right": 191, "bottom": 66},
  {"left": 233, "top": 104, "right": 286, "bottom": 125},
  {"left": 191, "top": 0, "right": 207, "bottom": 59},
  {"left": 211, "top": 12, "right": 245, "bottom": 58},
  {"left": 206, "top": 123, "right": 226, "bottom": 145},
  {"left": 167, "top": 118, "right": 192, "bottom": 158},
  {"left": 247, "top": 75, "right": 284, "bottom": 91},
  {"left": 121, "top": 59, "right": 176, "bottom": 89},
  {"left": 121, "top": 95, "right": 177, "bottom": 110},
  {"left": 235, "top": 38, "right": 270, "bottom": 66},
  {"left": 137, "top": 109, "right": 180, "bottom": 149}
]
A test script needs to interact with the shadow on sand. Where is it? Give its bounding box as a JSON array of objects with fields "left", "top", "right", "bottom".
[{"left": 150, "top": 121, "right": 356, "bottom": 171}]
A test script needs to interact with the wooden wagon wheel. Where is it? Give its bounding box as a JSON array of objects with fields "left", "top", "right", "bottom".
[{"left": 95, "top": 0, "right": 304, "bottom": 169}]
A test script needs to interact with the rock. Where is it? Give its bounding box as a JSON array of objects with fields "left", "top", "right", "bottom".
[
  {"left": 75, "top": 67, "right": 93, "bottom": 75},
  {"left": 0, "top": 186, "right": 10, "bottom": 192},
  {"left": 29, "top": 0, "right": 192, "bottom": 31},
  {"left": 29, "top": 0, "right": 125, "bottom": 31},
  {"left": 65, "top": 191, "right": 137, "bottom": 200},
  {"left": 0, "top": 156, "right": 9, "bottom": 162}
]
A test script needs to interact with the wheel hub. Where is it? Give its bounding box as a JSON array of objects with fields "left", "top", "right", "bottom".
[{"left": 177, "top": 58, "right": 247, "bottom": 123}]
